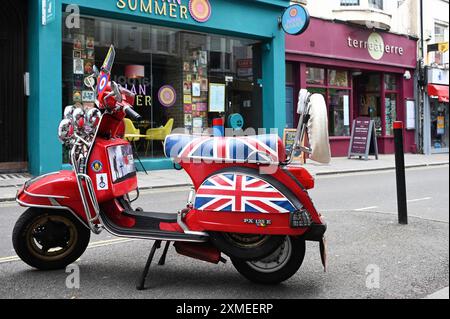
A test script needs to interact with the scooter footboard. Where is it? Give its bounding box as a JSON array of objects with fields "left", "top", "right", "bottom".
[{"left": 186, "top": 210, "right": 310, "bottom": 236}]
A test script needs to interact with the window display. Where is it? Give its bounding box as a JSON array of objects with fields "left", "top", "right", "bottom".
[{"left": 62, "top": 15, "right": 262, "bottom": 160}]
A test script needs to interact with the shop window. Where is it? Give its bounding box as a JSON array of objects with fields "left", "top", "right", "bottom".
[
  {"left": 430, "top": 100, "right": 449, "bottom": 150},
  {"left": 384, "top": 74, "right": 397, "bottom": 91},
  {"left": 385, "top": 93, "right": 397, "bottom": 136},
  {"left": 434, "top": 23, "right": 449, "bottom": 66},
  {"left": 368, "top": 0, "right": 383, "bottom": 10},
  {"left": 329, "top": 89, "right": 351, "bottom": 137},
  {"left": 340, "top": 0, "right": 359, "bottom": 6},
  {"left": 306, "top": 67, "right": 325, "bottom": 86},
  {"left": 62, "top": 15, "right": 262, "bottom": 161},
  {"left": 306, "top": 67, "right": 351, "bottom": 137},
  {"left": 328, "top": 69, "right": 348, "bottom": 87}
]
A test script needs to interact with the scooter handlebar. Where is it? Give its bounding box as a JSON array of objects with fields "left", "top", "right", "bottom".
[{"left": 124, "top": 105, "right": 142, "bottom": 122}]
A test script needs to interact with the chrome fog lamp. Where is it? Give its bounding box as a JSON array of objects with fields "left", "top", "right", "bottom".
[
  {"left": 58, "top": 119, "right": 74, "bottom": 144},
  {"left": 64, "top": 105, "right": 76, "bottom": 121},
  {"left": 72, "top": 108, "right": 86, "bottom": 132},
  {"left": 85, "top": 108, "right": 101, "bottom": 130}
]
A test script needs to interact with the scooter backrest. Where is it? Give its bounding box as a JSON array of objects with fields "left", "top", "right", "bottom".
[{"left": 307, "top": 94, "right": 331, "bottom": 164}]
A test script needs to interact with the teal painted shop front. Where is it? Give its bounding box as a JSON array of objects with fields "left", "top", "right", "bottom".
[{"left": 27, "top": 0, "right": 289, "bottom": 175}]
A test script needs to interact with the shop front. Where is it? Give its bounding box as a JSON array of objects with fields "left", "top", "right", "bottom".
[
  {"left": 28, "top": 0, "right": 289, "bottom": 175},
  {"left": 286, "top": 17, "right": 418, "bottom": 156},
  {"left": 424, "top": 67, "right": 449, "bottom": 154}
]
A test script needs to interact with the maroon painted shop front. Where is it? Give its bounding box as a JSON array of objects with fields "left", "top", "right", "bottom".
[{"left": 286, "top": 18, "right": 418, "bottom": 156}]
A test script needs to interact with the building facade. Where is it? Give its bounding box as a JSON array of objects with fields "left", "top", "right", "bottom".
[
  {"left": 0, "top": 0, "right": 290, "bottom": 175},
  {"left": 290, "top": 0, "right": 449, "bottom": 155}
]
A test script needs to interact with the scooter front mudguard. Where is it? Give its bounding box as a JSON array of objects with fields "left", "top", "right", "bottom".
[{"left": 16, "top": 171, "right": 89, "bottom": 224}]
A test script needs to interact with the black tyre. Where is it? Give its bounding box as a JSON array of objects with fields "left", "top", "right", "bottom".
[
  {"left": 12, "top": 208, "right": 91, "bottom": 270},
  {"left": 231, "top": 236, "right": 305, "bottom": 285},
  {"left": 209, "top": 231, "right": 285, "bottom": 261}
]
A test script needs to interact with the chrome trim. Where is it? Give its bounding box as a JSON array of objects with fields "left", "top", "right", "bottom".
[
  {"left": 177, "top": 210, "right": 210, "bottom": 237},
  {"left": 23, "top": 189, "right": 69, "bottom": 199},
  {"left": 16, "top": 198, "right": 92, "bottom": 231}
]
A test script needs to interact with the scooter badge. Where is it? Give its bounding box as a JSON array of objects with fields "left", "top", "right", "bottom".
[{"left": 91, "top": 160, "right": 103, "bottom": 172}]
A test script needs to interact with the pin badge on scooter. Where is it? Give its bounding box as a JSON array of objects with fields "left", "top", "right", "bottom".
[{"left": 91, "top": 160, "right": 103, "bottom": 173}]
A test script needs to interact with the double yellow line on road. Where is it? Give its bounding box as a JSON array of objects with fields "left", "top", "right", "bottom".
[{"left": 0, "top": 238, "right": 138, "bottom": 265}]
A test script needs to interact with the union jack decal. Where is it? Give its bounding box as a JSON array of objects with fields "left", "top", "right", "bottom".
[
  {"left": 164, "top": 134, "right": 280, "bottom": 164},
  {"left": 194, "top": 173, "right": 296, "bottom": 213}
]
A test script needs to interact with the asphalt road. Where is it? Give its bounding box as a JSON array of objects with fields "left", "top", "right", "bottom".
[{"left": 0, "top": 166, "right": 448, "bottom": 299}]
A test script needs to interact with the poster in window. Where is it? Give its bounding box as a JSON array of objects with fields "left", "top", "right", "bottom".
[
  {"left": 199, "top": 51, "right": 208, "bottom": 65},
  {"left": 184, "top": 95, "right": 192, "bottom": 104},
  {"left": 73, "top": 50, "right": 82, "bottom": 59},
  {"left": 184, "top": 114, "right": 193, "bottom": 126},
  {"left": 73, "top": 58, "right": 84, "bottom": 75},
  {"left": 73, "top": 91, "right": 82, "bottom": 103},
  {"left": 343, "top": 95, "right": 350, "bottom": 126},
  {"left": 107, "top": 145, "right": 136, "bottom": 183},
  {"left": 183, "top": 62, "right": 191, "bottom": 72},
  {"left": 73, "top": 74, "right": 84, "bottom": 89},
  {"left": 183, "top": 81, "right": 192, "bottom": 94},
  {"left": 209, "top": 83, "right": 226, "bottom": 112},
  {"left": 86, "top": 49, "right": 95, "bottom": 60},
  {"left": 192, "top": 82, "right": 201, "bottom": 97},
  {"left": 82, "top": 90, "right": 95, "bottom": 102},
  {"left": 200, "top": 78, "right": 208, "bottom": 91},
  {"left": 84, "top": 60, "right": 94, "bottom": 74},
  {"left": 73, "top": 34, "right": 84, "bottom": 50},
  {"left": 86, "top": 36, "right": 95, "bottom": 49}
]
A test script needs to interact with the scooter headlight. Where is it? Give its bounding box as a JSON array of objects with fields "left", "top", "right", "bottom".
[
  {"left": 72, "top": 108, "right": 86, "bottom": 132},
  {"left": 58, "top": 119, "right": 74, "bottom": 144},
  {"left": 85, "top": 108, "right": 101, "bottom": 129},
  {"left": 64, "top": 105, "right": 76, "bottom": 121}
]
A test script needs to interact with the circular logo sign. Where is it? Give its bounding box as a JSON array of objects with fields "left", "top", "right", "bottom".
[
  {"left": 158, "top": 85, "right": 177, "bottom": 108},
  {"left": 367, "top": 32, "right": 385, "bottom": 60},
  {"left": 98, "top": 74, "right": 108, "bottom": 93},
  {"left": 281, "top": 4, "right": 310, "bottom": 36},
  {"left": 189, "top": 0, "right": 211, "bottom": 23},
  {"left": 228, "top": 113, "right": 244, "bottom": 130}
]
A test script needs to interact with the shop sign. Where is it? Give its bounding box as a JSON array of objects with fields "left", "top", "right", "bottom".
[
  {"left": 281, "top": 4, "right": 310, "bottom": 36},
  {"left": 427, "top": 68, "right": 449, "bottom": 85},
  {"left": 237, "top": 59, "right": 253, "bottom": 77},
  {"left": 347, "top": 32, "right": 404, "bottom": 61},
  {"left": 42, "top": 0, "right": 56, "bottom": 26},
  {"left": 116, "top": 0, "right": 212, "bottom": 23},
  {"left": 348, "top": 117, "right": 379, "bottom": 161}
]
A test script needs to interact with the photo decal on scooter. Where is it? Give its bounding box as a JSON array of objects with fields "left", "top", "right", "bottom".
[{"left": 107, "top": 145, "right": 136, "bottom": 183}]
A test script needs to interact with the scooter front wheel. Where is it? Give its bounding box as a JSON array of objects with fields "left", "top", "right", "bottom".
[
  {"left": 12, "top": 208, "right": 91, "bottom": 270},
  {"left": 231, "top": 236, "right": 305, "bottom": 285}
]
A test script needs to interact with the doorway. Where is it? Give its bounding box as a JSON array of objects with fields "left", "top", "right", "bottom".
[{"left": 0, "top": 0, "right": 28, "bottom": 172}]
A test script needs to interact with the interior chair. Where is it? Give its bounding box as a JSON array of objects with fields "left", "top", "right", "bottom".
[
  {"left": 145, "top": 118, "right": 174, "bottom": 156},
  {"left": 124, "top": 118, "right": 141, "bottom": 142}
]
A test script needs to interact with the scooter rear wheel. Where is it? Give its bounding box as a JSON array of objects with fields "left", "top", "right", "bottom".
[
  {"left": 231, "top": 236, "right": 305, "bottom": 285},
  {"left": 209, "top": 232, "right": 285, "bottom": 260},
  {"left": 12, "top": 208, "right": 91, "bottom": 270}
]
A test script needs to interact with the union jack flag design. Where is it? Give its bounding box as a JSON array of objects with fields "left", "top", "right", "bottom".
[
  {"left": 164, "top": 134, "right": 281, "bottom": 164},
  {"left": 194, "top": 173, "right": 296, "bottom": 213}
]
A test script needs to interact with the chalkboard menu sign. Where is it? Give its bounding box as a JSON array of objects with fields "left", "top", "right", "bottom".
[
  {"left": 283, "top": 129, "right": 305, "bottom": 163},
  {"left": 348, "top": 117, "right": 379, "bottom": 161}
]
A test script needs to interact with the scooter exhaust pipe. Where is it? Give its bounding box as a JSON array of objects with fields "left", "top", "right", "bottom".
[{"left": 174, "top": 242, "right": 224, "bottom": 264}]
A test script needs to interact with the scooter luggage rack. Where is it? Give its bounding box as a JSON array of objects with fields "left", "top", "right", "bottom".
[
  {"left": 70, "top": 141, "right": 103, "bottom": 235},
  {"left": 286, "top": 92, "right": 313, "bottom": 165}
]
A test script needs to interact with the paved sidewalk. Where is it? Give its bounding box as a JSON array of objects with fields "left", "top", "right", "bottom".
[{"left": 0, "top": 153, "right": 448, "bottom": 202}]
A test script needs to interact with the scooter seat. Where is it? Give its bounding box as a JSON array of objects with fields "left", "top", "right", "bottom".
[{"left": 164, "top": 134, "right": 286, "bottom": 164}]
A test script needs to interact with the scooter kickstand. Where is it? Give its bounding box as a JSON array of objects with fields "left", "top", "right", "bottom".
[
  {"left": 158, "top": 241, "right": 171, "bottom": 266},
  {"left": 137, "top": 240, "right": 162, "bottom": 290}
]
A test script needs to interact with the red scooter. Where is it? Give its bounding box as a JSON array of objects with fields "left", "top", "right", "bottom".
[{"left": 13, "top": 46, "right": 330, "bottom": 289}]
